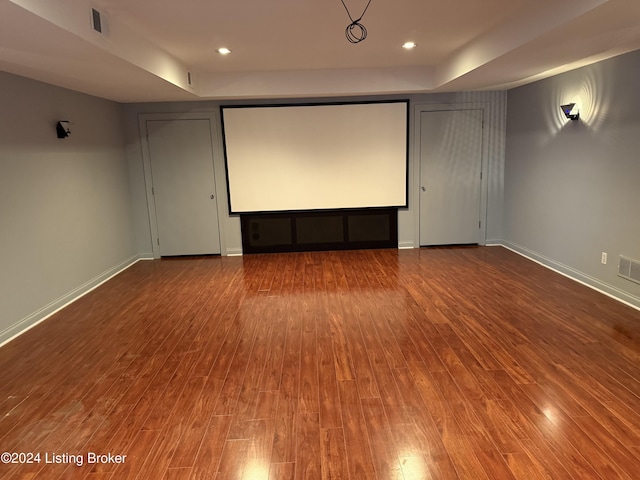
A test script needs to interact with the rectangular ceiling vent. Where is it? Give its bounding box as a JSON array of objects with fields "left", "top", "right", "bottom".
[
  {"left": 618, "top": 255, "right": 640, "bottom": 285},
  {"left": 91, "top": 8, "right": 109, "bottom": 36}
]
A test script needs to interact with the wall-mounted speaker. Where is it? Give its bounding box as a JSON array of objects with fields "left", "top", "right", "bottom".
[{"left": 56, "top": 121, "right": 71, "bottom": 139}]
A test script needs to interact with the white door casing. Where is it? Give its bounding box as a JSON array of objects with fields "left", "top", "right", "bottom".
[
  {"left": 145, "top": 118, "right": 221, "bottom": 256},
  {"left": 419, "top": 109, "right": 484, "bottom": 246}
]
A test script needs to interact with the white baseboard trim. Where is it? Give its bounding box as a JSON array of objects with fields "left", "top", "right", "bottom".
[
  {"left": 0, "top": 254, "right": 148, "bottom": 347},
  {"left": 398, "top": 241, "right": 415, "bottom": 250},
  {"left": 499, "top": 241, "right": 640, "bottom": 312},
  {"left": 225, "top": 248, "right": 243, "bottom": 257}
]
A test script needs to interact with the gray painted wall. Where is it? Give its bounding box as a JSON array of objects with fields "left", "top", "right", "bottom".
[
  {"left": 122, "top": 90, "right": 507, "bottom": 255},
  {"left": 0, "top": 73, "right": 508, "bottom": 343},
  {"left": 4, "top": 46, "right": 637, "bottom": 345},
  {"left": 504, "top": 50, "right": 640, "bottom": 307},
  {"left": 0, "top": 71, "right": 137, "bottom": 344}
]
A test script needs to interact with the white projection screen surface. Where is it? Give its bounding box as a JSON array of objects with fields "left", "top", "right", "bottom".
[{"left": 221, "top": 101, "right": 408, "bottom": 213}]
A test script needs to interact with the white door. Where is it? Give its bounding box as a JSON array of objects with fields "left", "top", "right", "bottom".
[
  {"left": 419, "top": 109, "right": 483, "bottom": 246},
  {"left": 147, "top": 119, "right": 221, "bottom": 256}
]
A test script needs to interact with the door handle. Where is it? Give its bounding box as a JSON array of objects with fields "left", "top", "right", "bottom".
[
  {"left": 421, "top": 186, "right": 426, "bottom": 192},
  {"left": 210, "top": 194, "right": 215, "bottom": 199}
]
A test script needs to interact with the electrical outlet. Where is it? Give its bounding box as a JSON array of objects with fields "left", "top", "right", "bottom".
[{"left": 601, "top": 252, "right": 607, "bottom": 264}]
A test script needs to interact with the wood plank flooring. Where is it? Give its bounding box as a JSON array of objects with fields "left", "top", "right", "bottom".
[{"left": 1, "top": 246, "right": 640, "bottom": 479}]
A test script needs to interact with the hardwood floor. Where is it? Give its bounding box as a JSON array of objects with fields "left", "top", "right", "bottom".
[{"left": 1, "top": 246, "right": 640, "bottom": 479}]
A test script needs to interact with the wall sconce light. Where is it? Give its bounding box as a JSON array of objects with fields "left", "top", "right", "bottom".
[
  {"left": 56, "top": 121, "right": 71, "bottom": 138},
  {"left": 560, "top": 103, "right": 579, "bottom": 120}
]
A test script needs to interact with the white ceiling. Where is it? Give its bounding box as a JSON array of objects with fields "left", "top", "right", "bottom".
[{"left": 2, "top": 0, "right": 640, "bottom": 103}]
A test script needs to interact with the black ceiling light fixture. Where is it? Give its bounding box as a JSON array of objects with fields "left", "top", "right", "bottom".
[
  {"left": 340, "top": 0, "right": 373, "bottom": 44},
  {"left": 560, "top": 103, "right": 580, "bottom": 120}
]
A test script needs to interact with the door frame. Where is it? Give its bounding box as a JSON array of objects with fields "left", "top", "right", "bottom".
[
  {"left": 139, "top": 112, "right": 228, "bottom": 258},
  {"left": 412, "top": 102, "right": 490, "bottom": 248}
]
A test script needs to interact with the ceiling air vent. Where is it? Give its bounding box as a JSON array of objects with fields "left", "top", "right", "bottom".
[
  {"left": 91, "top": 8, "right": 108, "bottom": 36},
  {"left": 618, "top": 255, "right": 640, "bottom": 285}
]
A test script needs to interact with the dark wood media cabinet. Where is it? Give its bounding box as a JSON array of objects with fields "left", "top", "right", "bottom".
[{"left": 240, "top": 207, "right": 398, "bottom": 254}]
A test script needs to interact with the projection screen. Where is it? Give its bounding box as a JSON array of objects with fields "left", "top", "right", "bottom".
[{"left": 221, "top": 101, "right": 408, "bottom": 213}]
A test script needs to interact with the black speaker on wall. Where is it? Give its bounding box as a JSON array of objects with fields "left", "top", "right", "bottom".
[{"left": 56, "top": 121, "right": 71, "bottom": 139}]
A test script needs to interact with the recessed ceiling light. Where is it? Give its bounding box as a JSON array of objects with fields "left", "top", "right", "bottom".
[
  {"left": 217, "top": 47, "right": 231, "bottom": 55},
  {"left": 402, "top": 42, "right": 417, "bottom": 50}
]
